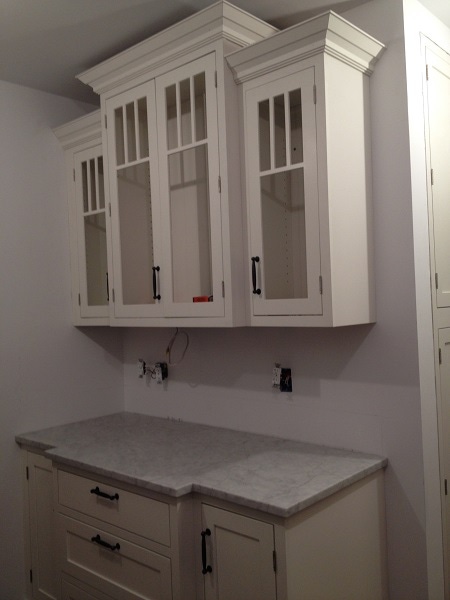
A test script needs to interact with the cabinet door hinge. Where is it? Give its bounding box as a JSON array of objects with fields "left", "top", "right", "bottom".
[
  {"left": 104, "top": 115, "right": 107, "bottom": 129},
  {"left": 313, "top": 84, "right": 317, "bottom": 105},
  {"left": 26, "top": 466, "right": 29, "bottom": 480},
  {"left": 112, "top": 288, "right": 115, "bottom": 303},
  {"left": 435, "top": 272, "right": 439, "bottom": 290},
  {"left": 445, "top": 478, "right": 448, "bottom": 496},
  {"left": 273, "top": 550, "right": 277, "bottom": 572},
  {"left": 73, "top": 168, "right": 76, "bottom": 182},
  {"left": 222, "top": 281, "right": 225, "bottom": 298},
  {"left": 30, "top": 569, "right": 33, "bottom": 583},
  {"left": 78, "top": 293, "right": 81, "bottom": 307},
  {"left": 426, "top": 64, "right": 429, "bottom": 80},
  {"left": 439, "top": 348, "right": 442, "bottom": 365},
  {"left": 218, "top": 175, "right": 221, "bottom": 194},
  {"left": 431, "top": 168, "right": 434, "bottom": 185},
  {"left": 319, "top": 275, "right": 323, "bottom": 295},
  {"left": 109, "top": 203, "right": 112, "bottom": 217},
  {"left": 215, "top": 70, "right": 218, "bottom": 88}
]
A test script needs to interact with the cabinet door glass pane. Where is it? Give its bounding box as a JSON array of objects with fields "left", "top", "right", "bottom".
[
  {"left": 168, "top": 144, "right": 212, "bottom": 303},
  {"left": 274, "top": 95, "right": 287, "bottom": 169},
  {"left": 138, "top": 98, "right": 149, "bottom": 159},
  {"left": 260, "top": 169, "right": 307, "bottom": 300},
  {"left": 80, "top": 155, "right": 108, "bottom": 307},
  {"left": 257, "top": 86, "right": 308, "bottom": 300},
  {"left": 194, "top": 73, "right": 206, "bottom": 142},
  {"left": 117, "top": 163, "right": 155, "bottom": 305},
  {"left": 166, "top": 85, "right": 178, "bottom": 151},
  {"left": 84, "top": 213, "right": 108, "bottom": 305},
  {"left": 89, "top": 159, "right": 97, "bottom": 211},
  {"left": 115, "top": 107, "right": 125, "bottom": 166},
  {"left": 98, "top": 157, "right": 105, "bottom": 209},
  {"left": 258, "top": 100, "right": 271, "bottom": 172},
  {"left": 180, "top": 78, "right": 193, "bottom": 147},
  {"left": 126, "top": 102, "right": 137, "bottom": 163},
  {"left": 290, "top": 89, "right": 303, "bottom": 164}
]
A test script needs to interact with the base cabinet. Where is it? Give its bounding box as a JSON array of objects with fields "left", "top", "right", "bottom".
[
  {"left": 198, "top": 470, "right": 388, "bottom": 600},
  {"left": 21, "top": 451, "right": 387, "bottom": 600}
]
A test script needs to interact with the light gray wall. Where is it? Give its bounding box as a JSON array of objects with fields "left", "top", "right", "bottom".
[
  {"left": 123, "top": 1, "right": 428, "bottom": 597},
  {"left": 0, "top": 80, "right": 124, "bottom": 600},
  {"left": 0, "top": 0, "right": 434, "bottom": 596}
]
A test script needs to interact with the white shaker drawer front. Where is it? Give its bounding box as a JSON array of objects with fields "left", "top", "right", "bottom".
[
  {"left": 61, "top": 576, "right": 115, "bottom": 600},
  {"left": 57, "top": 470, "right": 170, "bottom": 546},
  {"left": 57, "top": 515, "right": 172, "bottom": 600}
]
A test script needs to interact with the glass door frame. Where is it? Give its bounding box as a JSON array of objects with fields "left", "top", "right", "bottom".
[
  {"left": 244, "top": 67, "right": 323, "bottom": 317},
  {"left": 105, "top": 80, "right": 164, "bottom": 319},
  {"left": 74, "top": 145, "right": 109, "bottom": 319},
  {"left": 155, "top": 53, "right": 225, "bottom": 318}
]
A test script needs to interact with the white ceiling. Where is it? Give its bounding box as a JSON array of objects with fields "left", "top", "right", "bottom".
[{"left": 1, "top": 0, "right": 449, "bottom": 106}]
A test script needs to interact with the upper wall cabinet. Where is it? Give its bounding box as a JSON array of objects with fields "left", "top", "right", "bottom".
[
  {"left": 76, "top": 2, "right": 277, "bottom": 327},
  {"left": 54, "top": 111, "right": 110, "bottom": 326},
  {"left": 227, "top": 12, "right": 385, "bottom": 326}
]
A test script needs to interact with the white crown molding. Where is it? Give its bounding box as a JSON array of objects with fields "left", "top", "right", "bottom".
[
  {"left": 227, "top": 11, "right": 385, "bottom": 83},
  {"left": 77, "top": 1, "right": 278, "bottom": 97},
  {"left": 53, "top": 110, "right": 101, "bottom": 150}
]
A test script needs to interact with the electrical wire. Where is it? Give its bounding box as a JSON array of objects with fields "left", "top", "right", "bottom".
[{"left": 166, "top": 328, "right": 189, "bottom": 366}]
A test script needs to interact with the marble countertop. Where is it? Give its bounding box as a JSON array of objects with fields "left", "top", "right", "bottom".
[{"left": 16, "top": 412, "right": 386, "bottom": 518}]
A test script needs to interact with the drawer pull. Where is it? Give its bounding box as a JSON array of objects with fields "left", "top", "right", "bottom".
[
  {"left": 201, "top": 528, "right": 212, "bottom": 575},
  {"left": 90, "top": 486, "right": 119, "bottom": 501},
  {"left": 91, "top": 534, "right": 120, "bottom": 552}
]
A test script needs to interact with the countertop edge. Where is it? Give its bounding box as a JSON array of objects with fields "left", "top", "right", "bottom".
[{"left": 41, "top": 447, "right": 387, "bottom": 519}]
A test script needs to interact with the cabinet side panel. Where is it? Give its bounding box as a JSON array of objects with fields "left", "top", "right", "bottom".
[
  {"left": 324, "top": 56, "right": 376, "bottom": 325},
  {"left": 28, "top": 453, "right": 58, "bottom": 600},
  {"left": 220, "top": 57, "right": 247, "bottom": 325},
  {"left": 284, "top": 471, "right": 388, "bottom": 600}
]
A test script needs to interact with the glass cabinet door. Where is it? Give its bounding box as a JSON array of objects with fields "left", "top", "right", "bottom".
[
  {"left": 245, "top": 68, "right": 322, "bottom": 316},
  {"left": 75, "top": 146, "right": 109, "bottom": 318},
  {"left": 106, "top": 81, "right": 163, "bottom": 318},
  {"left": 155, "top": 53, "right": 224, "bottom": 318}
]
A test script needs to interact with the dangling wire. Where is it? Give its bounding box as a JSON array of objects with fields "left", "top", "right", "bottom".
[{"left": 166, "top": 328, "right": 189, "bottom": 366}]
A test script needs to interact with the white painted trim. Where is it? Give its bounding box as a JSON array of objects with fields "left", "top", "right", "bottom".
[
  {"left": 227, "top": 11, "right": 385, "bottom": 84},
  {"left": 77, "top": 1, "right": 277, "bottom": 97},
  {"left": 53, "top": 110, "right": 101, "bottom": 150},
  {"left": 403, "top": 0, "right": 450, "bottom": 597}
]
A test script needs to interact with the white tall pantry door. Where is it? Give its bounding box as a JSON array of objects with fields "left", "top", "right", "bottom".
[
  {"left": 426, "top": 45, "right": 450, "bottom": 308},
  {"left": 424, "top": 39, "right": 450, "bottom": 598}
]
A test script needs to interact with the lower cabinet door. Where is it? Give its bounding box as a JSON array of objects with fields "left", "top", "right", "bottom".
[
  {"left": 201, "top": 504, "right": 276, "bottom": 600},
  {"left": 56, "top": 515, "right": 172, "bottom": 600}
]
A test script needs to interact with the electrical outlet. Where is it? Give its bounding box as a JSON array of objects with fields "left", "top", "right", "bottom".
[
  {"left": 272, "top": 364, "right": 281, "bottom": 388},
  {"left": 138, "top": 359, "right": 146, "bottom": 378},
  {"left": 155, "top": 362, "right": 168, "bottom": 384},
  {"left": 280, "top": 368, "right": 292, "bottom": 392}
]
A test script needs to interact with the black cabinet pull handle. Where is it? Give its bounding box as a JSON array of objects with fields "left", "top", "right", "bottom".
[
  {"left": 201, "top": 528, "right": 212, "bottom": 575},
  {"left": 251, "top": 256, "right": 261, "bottom": 295},
  {"left": 90, "top": 486, "right": 119, "bottom": 501},
  {"left": 152, "top": 266, "right": 161, "bottom": 300},
  {"left": 91, "top": 534, "right": 120, "bottom": 552}
]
